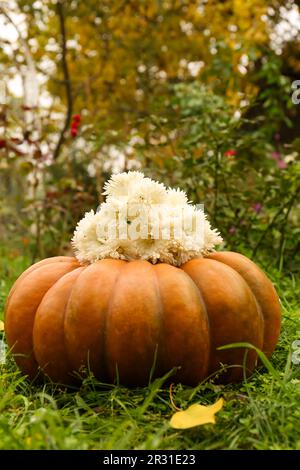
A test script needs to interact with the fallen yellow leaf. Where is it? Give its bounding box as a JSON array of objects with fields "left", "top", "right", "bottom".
[
  {"left": 0, "top": 320, "right": 4, "bottom": 332},
  {"left": 170, "top": 398, "right": 224, "bottom": 429}
]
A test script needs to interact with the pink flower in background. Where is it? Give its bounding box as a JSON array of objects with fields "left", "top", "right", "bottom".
[
  {"left": 224, "top": 149, "right": 236, "bottom": 157},
  {"left": 229, "top": 226, "right": 237, "bottom": 235},
  {"left": 271, "top": 151, "right": 280, "bottom": 160},
  {"left": 252, "top": 202, "right": 262, "bottom": 214},
  {"left": 271, "top": 151, "right": 287, "bottom": 170},
  {"left": 277, "top": 160, "right": 287, "bottom": 169}
]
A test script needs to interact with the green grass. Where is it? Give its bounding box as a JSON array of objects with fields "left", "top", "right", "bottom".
[{"left": 0, "top": 250, "right": 300, "bottom": 450}]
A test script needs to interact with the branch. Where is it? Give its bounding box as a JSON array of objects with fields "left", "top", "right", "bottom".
[{"left": 53, "top": 0, "right": 73, "bottom": 160}]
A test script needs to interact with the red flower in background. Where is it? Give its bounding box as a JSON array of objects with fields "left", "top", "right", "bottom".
[
  {"left": 0, "top": 139, "right": 6, "bottom": 149},
  {"left": 72, "top": 114, "right": 81, "bottom": 122},
  {"left": 224, "top": 149, "right": 236, "bottom": 157},
  {"left": 70, "top": 114, "right": 81, "bottom": 138},
  {"left": 71, "top": 127, "right": 78, "bottom": 137}
]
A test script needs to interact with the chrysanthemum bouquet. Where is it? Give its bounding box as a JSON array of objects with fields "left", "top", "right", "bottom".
[{"left": 72, "top": 172, "right": 223, "bottom": 266}]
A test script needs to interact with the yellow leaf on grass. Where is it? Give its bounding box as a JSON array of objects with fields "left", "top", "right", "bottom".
[
  {"left": 170, "top": 398, "right": 224, "bottom": 429},
  {"left": 0, "top": 320, "right": 4, "bottom": 331}
]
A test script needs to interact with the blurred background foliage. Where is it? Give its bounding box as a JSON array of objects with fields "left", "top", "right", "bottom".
[{"left": 0, "top": 0, "right": 299, "bottom": 272}]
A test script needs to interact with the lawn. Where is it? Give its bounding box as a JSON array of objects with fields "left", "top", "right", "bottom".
[{"left": 0, "top": 250, "right": 299, "bottom": 450}]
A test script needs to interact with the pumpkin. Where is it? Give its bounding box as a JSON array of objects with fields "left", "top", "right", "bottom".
[{"left": 4, "top": 251, "right": 281, "bottom": 386}]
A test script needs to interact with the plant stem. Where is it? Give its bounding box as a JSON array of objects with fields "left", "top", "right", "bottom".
[{"left": 53, "top": 0, "right": 73, "bottom": 160}]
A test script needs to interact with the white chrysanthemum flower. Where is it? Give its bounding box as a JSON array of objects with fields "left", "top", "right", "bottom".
[
  {"left": 127, "top": 177, "right": 167, "bottom": 205},
  {"left": 103, "top": 171, "right": 145, "bottom": 197},
  {"left": 72, "top": 210, "right": 104, "bottom": 264},
  {"left": 72, "top": 171, "right": 223, "bottom": 266},
  {"left": 165, "top": 187, "right": 189, "bottom": 206}
]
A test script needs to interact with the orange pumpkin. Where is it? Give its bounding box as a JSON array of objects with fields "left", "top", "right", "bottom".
[{"left": 4, "top": 251, "right": 281, "bottom": 386}]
